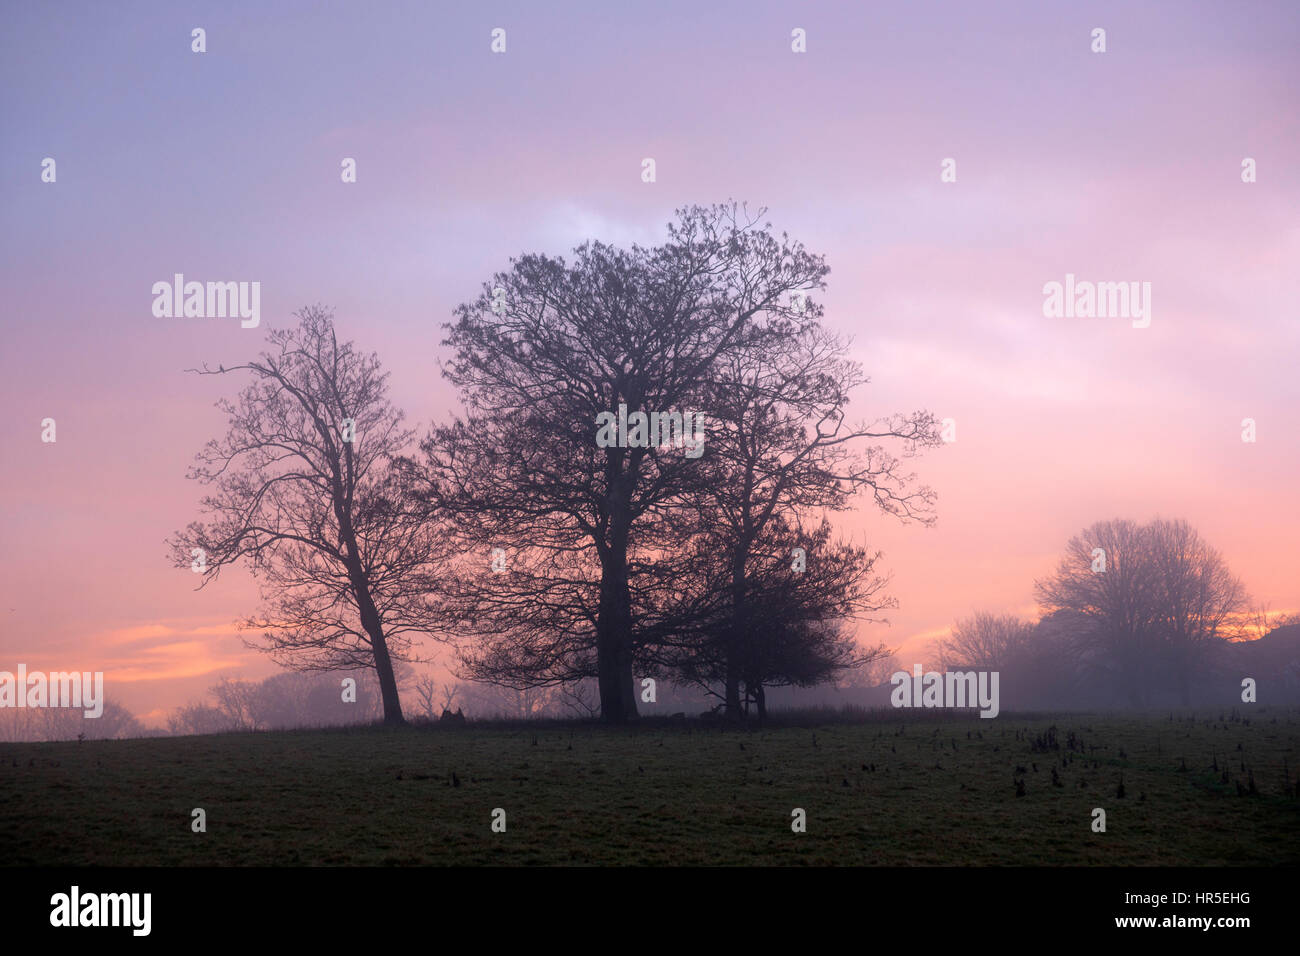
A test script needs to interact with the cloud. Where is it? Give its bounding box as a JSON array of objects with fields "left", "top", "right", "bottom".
[
  {"left": 534, "top": 202, "right": 662, "bottom": 251},
  {"left": 6, "top": 619, "right": 254, "bottom": 684},
  {"left": 98, "top": 620, "right": 244, "bottom": 649},
  {"left": 105, "top": 640, "right": 247, "bottom": 683}
]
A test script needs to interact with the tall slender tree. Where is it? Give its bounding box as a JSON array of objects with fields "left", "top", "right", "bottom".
[{"left": 170, "top": 307, "right": 444, "bottom": 725}]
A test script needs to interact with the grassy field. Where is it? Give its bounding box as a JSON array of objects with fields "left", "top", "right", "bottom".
[{"left": 2, "top": 709, "right": 1297, "bottom": 865}]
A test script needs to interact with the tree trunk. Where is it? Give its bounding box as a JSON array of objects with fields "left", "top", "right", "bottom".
[
  {"left": 724, "top": 547, "right": 749, "bottom": 720},
  {"left": 367, "top": 619, "right": 406, "bottom": 725},
  {"left": 596, "top": 595, "right": 638, "bottom": 722},
  {"left": 336, "top": 492, "right": 405, "bottom": 726},
  {"left": 596, "top": 510, "right": 639, "bottom": 723},
  {"left": 724, "top": 662, "right": 742, "bottom": 720},
  {"left": 352, "top": 575, "right": 404, "bottom": 725}
]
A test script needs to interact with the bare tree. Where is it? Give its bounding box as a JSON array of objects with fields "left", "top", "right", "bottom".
[
  {"left": 412, "top": 672, "right": 440, "bottom": 719},
  {"left": 935, "top": 613, "right": 1035, "bottom": 671},
  {"left": 210, "top": 676, "right": 262, "bottom": 731},
  {"left": 1034, "top": 519, "right": 1159, "bottom": 705},
  {"left": 0, "top": 699, "right": 143, "bottom": 742},
  {"left": 684, "top": 320, "right": 940, "bottom": 716},
  {"left": 656, "top": 516, "right": 895, "bottom": 719},
  {"left": 557, "top": 679, "right": 600, "bottom": 718},
  {"left": 170, "top": 307, "right": 447, "bottom": 725},
  {"left": 412, "top": 203, "right": 829, "bottom": 722},
  {"left": 1146, "top": 518, "right": 1247, "bottom": 704},
  {"left": 1035, "top": 517, "right": 1246, "bottom": 705},
  {"left": 1245, "top": 602, "right": 1296, "bottom": 641},
  {"left": 167, "top": 702, "right": 237, "bottom": 737}
]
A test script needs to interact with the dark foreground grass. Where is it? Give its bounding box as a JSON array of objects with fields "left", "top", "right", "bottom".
[{"left": 2, "top": 710, "right": 1297, "bottom": 865}]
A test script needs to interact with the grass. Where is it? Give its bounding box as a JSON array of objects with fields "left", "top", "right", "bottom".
[{"left": 2, "top": 709, "right": 1297, "bottom": 865}]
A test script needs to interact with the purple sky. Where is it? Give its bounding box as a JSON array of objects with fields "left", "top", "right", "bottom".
[{"left": 2, "top": 0, "right": 1297, "bottom": 725}]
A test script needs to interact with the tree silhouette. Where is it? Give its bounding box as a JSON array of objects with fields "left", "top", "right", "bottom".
[
  {"left": 660, "top": 517, "right": 894, "bottom": 719},
  {"left": 936, "top": 612, "right": 1035, "bottom": 671},
  {"left": 170, "top": 307, "right": 445, "bottom": 725},
  {"left": 1146, "top": 518, "right": 1247, "bottom": 703},
  {"left": 411, "top": 203, "right": 828, "bottom": 722},
  {"left": 683, "top": 320, "right": 940, "bottom": 717},
  {"left": 1034, "top": 517, "right": 1246, "bottom": 705}
]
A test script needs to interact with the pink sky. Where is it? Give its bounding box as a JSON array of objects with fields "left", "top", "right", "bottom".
[{"left": 1, "top": 1, "right": 1296, "bottom": 725}]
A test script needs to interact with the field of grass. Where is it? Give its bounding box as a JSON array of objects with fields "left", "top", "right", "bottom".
[{"left": 2, "top": 709, "right": 1297, "bottom": 865}]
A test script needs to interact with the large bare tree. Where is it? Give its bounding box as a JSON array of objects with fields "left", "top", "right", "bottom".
[
  {"left": 170, "top": 307, "right": 444, "bottom": 725},
  {"left": 412, "top": 204, "right": 828, "bottom": 722}
]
